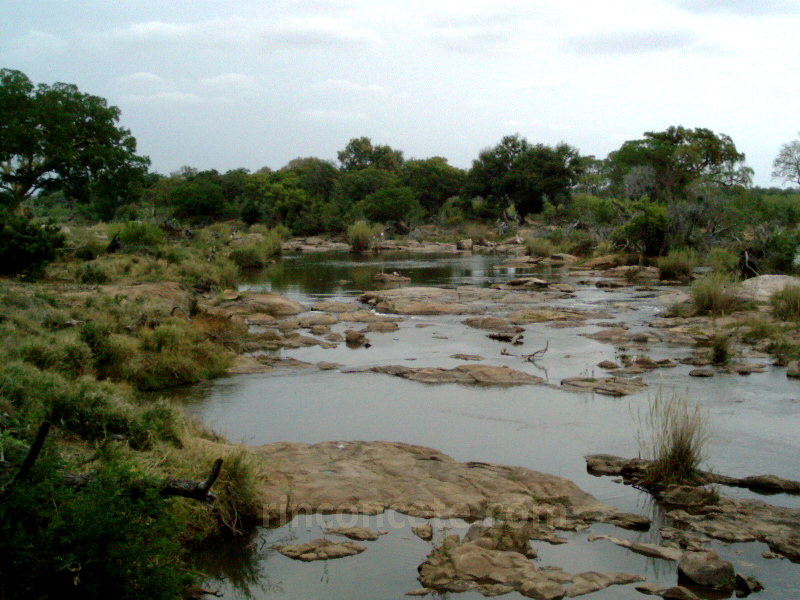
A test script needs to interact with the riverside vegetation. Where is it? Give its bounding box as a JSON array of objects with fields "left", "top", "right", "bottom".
[{"left": 4, "top": 68, "right": 800, "bottom": 598}]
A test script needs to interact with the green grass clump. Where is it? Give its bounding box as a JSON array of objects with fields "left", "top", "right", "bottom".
[
  {"left": 658, "top": 248, "right": 697, "bottom": 280},
  {"left": 347, "top": 220, "right": 376, "bottom": 253},
  {"left": 524, "top": 236, "right": 555, "bottom": 257},
  {"left": 228, "top": 231, "right": 282, "bottom": 270},
  {"left": 709, "top": 333, "right": 732, "bottom": 365},
  {"left": 708, "top": 247, "right": 738, "bottom": 274},
  {"left": 637, "top": 389, "right": 710, "bottom": 487},
  {"left": 771, "top": 285, "right": 800, "bottom": 321},
  {"left": 77, "top": 260, "right": 109, "bottom": 284},
  {"left": 691, "top": 273, "right": 739, "bottom": 315}
]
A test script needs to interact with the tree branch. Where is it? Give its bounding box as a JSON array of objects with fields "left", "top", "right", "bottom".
[{"left": 1, "top": 421, "right": 51, "bottom": 498}]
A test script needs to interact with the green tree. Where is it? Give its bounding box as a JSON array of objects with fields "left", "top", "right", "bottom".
[
  {"left": 356, "top": 185, "right": 423, "bottom": 224},
  {"left": 772, "top": 135, "right": 800, "bottom": 186},
  {"left": 468, "top": 135, "right": 583, "bottom": 218},
  {"left": 608, "top": 126, "right": 752, "bottom": 202},
  {"left": 400, "top": 157, "right": 466, "bottom": 217},
  {"left": 0, "top": 69, "right": 149, "bottom": 211},
  {"left": 337, "top": 137, "right": 404, "bottom": 172},
  {"left": 280, "top": 157, "right": 340, "bottom": 200}
]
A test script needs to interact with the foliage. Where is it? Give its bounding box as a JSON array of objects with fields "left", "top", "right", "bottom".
[
  {"left": 657, "top": 248, "right": 697, "bottom": 280},
  {"left": 347, "top": 220, "right": 376, "bottom": 253},
  {"left": 228, "top": 231, "right": 282, "bottom": 270},
  {"left": 707, "top": 247, "right": 739, "bottom": 274},
  {"left": 614, "top": 197, "right": 668, "bottom": 256},
  {"left": 608, "top": 125, "right": 752, "bottom": 202},
  {"left": 468, "top": 134, "right": 583, "bottom": 218},
  {"left": 0, "top": 69, "right": 149, "bottom": 211},
  {"left": 0, "top": 457, "right": 190, "bottom": 600},
  {"left": 771, "top": 285, "right": 800, "bottom": 321},
  {"left": 691, "top": 274, "right": 739, "bottom": 315},
  {"left": 356, "top": 185, "right": 423, "bottom": 224},
  {"left": 772, "top": 135, "right": 800, "bottom": 186},
  {"left": 0, "top": 211, "right": 66, "bottom": 276},
  {"left": 400, "top": 157, "right": 467, "bottom": 216},
  {"left": 337, "top": 137, "right": 404, "bottom": 172},
  {"left": 709, "top": 333, "right": 732, "bottom": 365},
  {"left": 110, "top": 221, "right": 165, "bottom": 248},
  {"left": 636, "top": 388, "right": 711, "bottom": 486}
]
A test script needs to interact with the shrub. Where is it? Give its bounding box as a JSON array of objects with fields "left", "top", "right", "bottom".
[
  {"left": 0, "top": 212, "right": 65, "bottom": 277},
  {"left": 658, "top": 249, "right": 697, "bottom": 281},
  {"left": 564, "top": 230, "right": 596, "bottom": 257},
  {"left": 110, "top": 221, "right": 164, "bottom": 248},
  {"left": 709, "top": 333, "right": 732, "bottom": 365},
  {"left": 771, "top": 285, "right": 800, "bottom": 321},
  {"left": 77, "top": 261, "right": 110, "bottom": 284},
  {"left": 524, "top": 236, "right": 554, "bottom": 257},
  {"left": 636, "top": 389, "right": 710, "bottom": 487},
  {"left": 0, "top": 457, "right": 189, "bottom": 600},
  {"left": 614, "top": 198, "right": 668, "bottom": 256},
  {"left": 228, "top": 231, "right": 282, "bottom": 270},
  {"left": 347, "top": 220, "right": 376, "bottom": 253},
  {"left": 691, "top": 274, "right": 739, "bottom": 315},
  {"left": 707, "top": 247, "right": 738, "bottom": 274}
]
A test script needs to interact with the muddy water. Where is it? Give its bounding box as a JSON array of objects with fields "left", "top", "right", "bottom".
[{"left": 182, "top": 252, "right": 800, "bottom": 600}]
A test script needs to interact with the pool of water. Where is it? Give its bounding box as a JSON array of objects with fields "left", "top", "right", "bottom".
[{"left": 180, "top": 252, "right": 800, "bottom": 599}]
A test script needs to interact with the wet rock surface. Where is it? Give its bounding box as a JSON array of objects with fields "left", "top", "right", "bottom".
[
  {"left": 277, "top": 538, "right": 366, "bottom": 561},
  {"left": 560, "top": 376, "right": 647, "bottom": 396},
  {"left": 370, "top": 364, "right": 545, "bottom": 386},
  {"left": 251, "top": 441, "right": 649, "bottom": 528}
]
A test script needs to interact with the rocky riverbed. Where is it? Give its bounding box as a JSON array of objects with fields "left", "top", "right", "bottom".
[{"left": 177, "top": 250, "right": 800, "bottom": 599}]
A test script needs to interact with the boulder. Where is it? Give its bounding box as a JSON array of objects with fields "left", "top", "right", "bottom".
[
  {"left": 463, "top": 316, "right": 521, "bottom": 332},
  {"left": 456, "top": 238, "right": 473, "bottom": 251},
  {"left": 738, "top": 274, "right": 800, "bottom": 303},
  {"left": 689, "top": 368, "right": 715, "bottom": 378},
  {"left": 345, "top": 330, "right": 369, "bottom": 347},
  {"left": 414, "top": 523, "right": 433, "bottom": 541},
  {"left": 365, "top": 321, "right": 400, "bottom": 333},
  {"left": 787, "top": 360, "right": 800, "bottom": 378},
  {"left": 677, "top": 550, "right": 735, "bottom": 591}
]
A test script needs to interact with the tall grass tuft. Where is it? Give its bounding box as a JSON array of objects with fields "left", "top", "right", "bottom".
[
  {"left": 770, "top": 285, "right": 800, "bottom": 321},
  {"left": 691, "top": 273, "right": 739, "bottom": 315},
  {"left": 636, "top": 389, "right": 711, "bottom": 487},
  {"left": 347, "top": 220, "right": 376, "bottom": 253},
  {"left": 708, "top": 247, "right": 738, "bottom": 274},
  {"left": 658, "top": 248, "right": 697, "bottom": 280},
  {"left": 524, "top": 236, "right": 555, "bottom": 257}
]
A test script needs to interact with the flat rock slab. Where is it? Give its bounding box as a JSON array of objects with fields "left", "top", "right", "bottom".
[
  {"left": 324, "top": 526, "right": 385, "bottom": 541},
  {"left": 560, "top": 376, "right": 647, "bottom": 397},
  {"left": 218, "top": 292, "right": 303, "bottom": 316},
  {"left": 738, "top": 274, "right": 800, "bottom": 303},
  {"left": 361, "top": 286, "right": 501, "bottom": 315},
  {"left": 277, "top": 538, "right": 366, "bottom": 561},
  {"left": 251, "top": 441, "right": 649, "bottom": 529},
  {"left": 371, "top": 364, "right": 544, "bottom": 386},
  {"left": 587, "top": 534, "right": 683, "bottom": 561}
]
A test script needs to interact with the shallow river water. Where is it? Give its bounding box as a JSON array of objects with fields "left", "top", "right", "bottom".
[{"left": 180, "top": 252, "right": 800, "bottom": 600}]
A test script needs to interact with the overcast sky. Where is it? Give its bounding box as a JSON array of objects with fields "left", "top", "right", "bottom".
[{"left": 1, "top": 0, "right": 798, "bottom": 185}]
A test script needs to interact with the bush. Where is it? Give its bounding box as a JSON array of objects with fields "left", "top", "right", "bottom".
[
  {"left": 77, "top": 261, "right": 110, "bottom": 284},
  {"left": 0, "top": 212, "right": 65, "bottom": 277},
  {"left": 228, "top": 231, "right": 282, "bottom": 270},
  {"left": 658, "top": 249, "right": 697, "bottom": 280},
  {"left": 709, "top": 333, "right": 732, "bottom": 365},
  {"left": 0, "top": 457, "right": 189, "bottom": 600},
  {"left": 614, "top": 198, "right": 668, "bottom": 256},
  {"left": 691, "top": 274, "right": 739, "bottom": 315},
  {"left": 708, "top": 247, "right": 738, "bottom": 274},
  {"left": 110, "top": 221, "right": 164, "bottom": 248},
  {"left": 636, "top": 389, "right": 710, "bottom": 486},
  {"left": 771, "top": 285, "right": 800, "bottom": 321},
  {"left": 347, "top": 220, "right": 375, "bottom": 253},
  {"left": 524, "top": 236, "right": 554, "bottom": 257}
]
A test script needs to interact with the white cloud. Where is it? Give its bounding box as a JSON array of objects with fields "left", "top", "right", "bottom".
[
  {"left": 200, "top": 73, "right": 259, "bottom": 92},
  {"left": 302, "top": 109, "right": 368, "bottom": 121},
  {"left": 96, "top": 16, "right": 381, "bottom": 52},
  {"left": 675, "top": 0, "right": 800, "bottom": 16},
  {"left": 313, "top": 79, "right": 386, "bottom": 94},
  {"left": 122, "top": 91, "right": 205, "bottom": 104},
  {"left": 113, "top": 72, "right": 171, "bottom": 93},
  {"left": 0, "top": 29, "right": 67, "bottom": 61},
  {"left": 565, "top": 29, "right": 698, "bottom": 55}
]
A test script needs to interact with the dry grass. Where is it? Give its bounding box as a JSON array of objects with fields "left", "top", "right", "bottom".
[
  {"left": 771, "top": 285, "right": 800, "bottom": 321},
  {"left": 691, "top": 273, "right": 740, "bottom": 315},
  {"left": 636, "top": 389, "right": 711, "bottom": 487}
]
